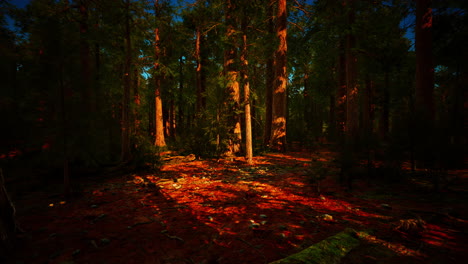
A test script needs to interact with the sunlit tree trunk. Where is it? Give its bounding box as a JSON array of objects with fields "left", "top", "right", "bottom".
[
  {"left": 241, "top": 15, "right": 253, "bottom": 165},
  {"left": 154, "top": 0, "right": 166, "bottom": 147},
  {"left": 224, "top": 0, "right": 241, "bottom": 155},
  {"left": 270, "top": 0, "right": 287, "bottom": 152},
  {"left": 121, "top": 0, "right": 132, "bottom": 162},
  {"left": 264, "top": 0, "right": 275, "bottom": 147}
]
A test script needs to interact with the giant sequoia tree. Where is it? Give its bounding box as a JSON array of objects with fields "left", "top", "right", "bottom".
[
  {"left": 1, "top": 0, "right": 464, "bottom": 172},
  {"left": 270, "top": 0, "right": 288, "bottom": 152}
]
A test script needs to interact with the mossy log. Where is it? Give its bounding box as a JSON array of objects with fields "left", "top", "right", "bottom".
[{"left": 270, "top": 229, "right": 364, "bottom": 264}]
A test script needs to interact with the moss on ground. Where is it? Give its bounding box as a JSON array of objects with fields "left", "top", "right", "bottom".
[{"left": 270, "top": 229, "right": 365, "bottom": 264}]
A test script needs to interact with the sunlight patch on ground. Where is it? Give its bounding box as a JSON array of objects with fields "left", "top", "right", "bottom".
[{"left": 362, "top": 234, "right": 426, "bottom": 258}]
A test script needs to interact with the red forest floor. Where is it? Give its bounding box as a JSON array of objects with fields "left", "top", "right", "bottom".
[{"left": 3, "top": 148, "right": 468, "bottom": 264}]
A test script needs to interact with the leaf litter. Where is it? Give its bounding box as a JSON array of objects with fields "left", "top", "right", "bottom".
[{"left": 7, "top": 148, "right": 468, "bottom": 264}]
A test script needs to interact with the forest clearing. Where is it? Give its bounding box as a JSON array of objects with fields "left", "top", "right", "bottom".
[
  {"left": 1, "top": 0, "right": 467, "bottom": 263},
  {"left": 2, "top": 147, "right": 468, "bottom": 263}
]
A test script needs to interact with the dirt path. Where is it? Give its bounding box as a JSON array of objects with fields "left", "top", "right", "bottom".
[{"left": 5, "top": 149, "right": 468, "bottom": 263}]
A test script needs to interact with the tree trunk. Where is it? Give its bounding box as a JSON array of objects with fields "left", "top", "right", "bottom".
[
  {"left": 178, "top": 56, "right": 185, "bottom": 133},
  {"left": 224, "top": 0, "right": 241, "bottom": 155},
  {"left": 154, "top": 0, "right": 166, "bottom": 147},
  {"left": 415, "top": 0, "right": 435, "bottom": 122},
  {"left": 121, "top": 0, "right": 132, "bottom": 162},
  {"left": 241, "top": 15, "right": 253, "bottom": 165},
  {"left": 328, "top": 94, "right": 336, "bottom": 141},
  {"left": 270, "top": 0, "right": 287, "bottom": 152},
  {"left": 336, "top": 40, "right": 347, "bottom": 142},
  {"left": 196, "top": 27, "right": 207, "bottom": 114},
  {"left": 263, "top": 0, "right": 275, "bottom": 147},
  {"left": 380, "top": 72, "right": 389, "bottom": 140},
  {"left": 133, "top": 68, "right": 141, "bottom": 134},
  {"left": 362, "top": 75, "right": 374, "bottom": 138},
  {"left": 79, "top": 0, "right": 93, "bottom": 113},
  {"left": 415, "top": 0, "right": 435, "bottom": 167},
  {"left": 345, "top": 0, "right": 359, "bottom": 145}
]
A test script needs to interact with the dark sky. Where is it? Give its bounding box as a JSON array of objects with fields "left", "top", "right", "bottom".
[{"left": 9, "top": 0, "right": 29, "bottom": 9}]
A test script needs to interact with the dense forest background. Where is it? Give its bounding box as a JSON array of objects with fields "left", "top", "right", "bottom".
[
  {"left": 0, "top": 1, "right": 467, "bottom": 263},
  {"left": 0, "top": 0, "right": 466, "bottom": 187}
]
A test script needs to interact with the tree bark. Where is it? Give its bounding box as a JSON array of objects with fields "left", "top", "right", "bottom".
[
  {"left": 79, "top": 0, "right": 93, "bottom": 112},
  {"left": 345, "top": 0, "right": 359, "bottom": 145},
  {"left": 336, "top": 40, "right": 346, "bottom": 142},
  {"left": 270, "top": 0, "right": 288, "bottom": 152},
  {"left": 241, "top": 15, "right": 253, "bottom": 165},
  {"left": 195, "top": 27, "right": 207, "bottom": 114},
  {"left": 178, "top": 56, "right": 185, "bottom": 133},
  {"left": 414, "top": 0, "right": 435, "bottom": 168},
  {"left": 415, "top": 0, "right": 435, "bottom": 122},
  {"left": 380, "top": 72, "right": 389, "bottom": 140},
  {"left": 224, "top": 0, "right": 241, "bottom": 155},
  {"left": 263, "top": 0, "right": 275, "bottom": 147},
  {"left": 121, "top": 0, "right": 132, "bottom": 162},
  {"left": 154, "top": 0, "right": 166, "bottom": 147}
]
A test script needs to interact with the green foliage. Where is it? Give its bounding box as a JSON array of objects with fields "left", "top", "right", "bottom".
[{"left": 132, "top": 134, "right": 162, "bottom": 172}]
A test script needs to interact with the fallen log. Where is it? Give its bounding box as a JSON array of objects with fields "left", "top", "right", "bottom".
[{"left": 270, "top": 228, "right": 365, "bottom": 264}]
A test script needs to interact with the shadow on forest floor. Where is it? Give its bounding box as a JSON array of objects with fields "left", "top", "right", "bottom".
[{"left": 2, "top": 147, "right": 468, "bottom": 263}]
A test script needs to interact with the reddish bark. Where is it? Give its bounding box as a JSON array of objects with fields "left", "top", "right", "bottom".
[
  {"left": 270, "top": 0, "right": 288, "bottom": 152},
  {"left": 224, "top": 0, "right": 241, "bottom": 155},
  {"left": 264, "top": 0, "right": 275, "bottom": 147},
  {"left": 154, "top": 0, "right": 166, "bottom": 148},
  {"left": 241, "top": 16, "right": 253, "bottom": 165}
]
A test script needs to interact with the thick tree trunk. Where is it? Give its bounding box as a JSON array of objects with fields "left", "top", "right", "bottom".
[
  {"left": 263, "top": 0, "right": 275, "bottom": 147},
  {"left": 79, "top": 0, "right": 93, "bottom": 112},
  {"left": 241, "top": 16, "right": 253, "bottom": 165},
  {"left": 336, "top": 41, "right": 347, "bottom": 142},
  {"left": 224, "top": 0, "right": 241, "bottom": 155},
  {"left": 340, "top": 0, "right": 359, "bottom": 189},
  {"left": 121, "top": 0, "right": 132, "bottom": 162},
  {"left": 415, "top": 0, "right": 435, "bottom": 122},
  {"left": 345, "top": 0, "right": 359, "bottom": 145},
  {"left": 154, "top": 0, "right": 166, "bottom": 148},
  {"left": 415, "top": 0, "right": 435, "bottom": 167},
  {"left": 270, "top": 0, "right": 287, "bottom": 152}
]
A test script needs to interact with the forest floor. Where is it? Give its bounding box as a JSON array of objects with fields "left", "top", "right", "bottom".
[{"left": 2, "top": 146, "right": 468, "bottom": 264}]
